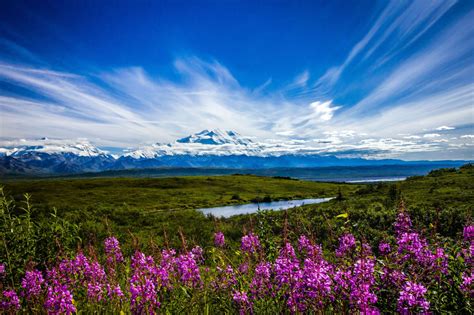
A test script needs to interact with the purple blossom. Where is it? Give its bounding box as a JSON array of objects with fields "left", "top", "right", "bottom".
[
  {"left": 250, "top": 262, "right": 273, "bottom": 300},
  {"left": 87, "top": 282, "right": 105, "bottom": 302},
  {"left": 176, "top": 252, "right": 202, "bottom": 287},
  {"left": 378, "top": 242, "right": 391, "bottom": 255},
  {"left": 104, "top": 236, "right": 124, "bottom": 265},
  {"left": 44, "top": 285, "right": 76, "bottom": 315},
  {"left": 350, "top": 258, "right": 378, "bottom": 312},
  {"left": 274, "top": 243, "right": 302, "bottom": 312},
  {"left": 464, "top": 225, "right": 474, "bottom": 242},
  {"left": 336, "top": 233, "right": 356, "bottom": 257},
  {"left": 238, "top": 262, "right": 249, "bottom": 274},
  {"left": 397, "top": 281, "right": 430, "bottom": 314},
  {"left": 130, "top": 251, "right": 162, "bottom": 314},
  {"left": 107, "top": 284, "right": 125, "bottom": 301},
  {"left": 361, "top": 242, "right": 373, "bottom": 256},
  {"left": 380, "top": 267, "right": 406, "bottom": 287},
  {"left": 83, "top": 260, "right": 108, "bottom": 303},
  {"left": 460, "top": 271, "right": 473, "bottom": 298},
  {"left": 433, "top": 247, "right": 449, "bottom": 274},
  {"left": 21, "top": 269, "right": 44, "bottom": 299},
  {"left": 298, "top": 235, "right": 311, "bottom": 252},
  {"left": 191, "top": 246, "right": 204, "bottom": 264},
  {"left": 298, "top": 257, "right": 333, "bottom": 310},
  {"left": 130, "top": 278, "right": 160, "bottom": 314},
  {"left": 394, "top": 210, "right": 412, "bottom": 236},
  {"left": 397, "top": 232, "right": 447, "bottom": 274},
  {"left": 397, "top": 232, "right": 428, "bottom": 262},
  {"left": 0, "top": 289, "right": 21, "bottom": 311},
  {"left": 232, "top": 290, "right": 252, "bottom": 315},
  {"left": 0, "top": 263, "right": 5, "bottom": 276},
  {"left": 160, "top": 249, "right": 177, "bottom": 272},
  {"left": 241, "top": 233, "right": 261, "bottom": 254},
  {"left": 275, "top": 242, "right": 300, "bottom": 288},
  {"left": 214, "top": 231, "right": 225, "bottom": 247},
  {"left": 212, "top": 265, "right": 237, "bottom": 290}
]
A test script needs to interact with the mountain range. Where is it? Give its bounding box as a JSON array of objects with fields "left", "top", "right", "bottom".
[{"left": 0, "top": 130, "right": 469, "bottom": 175}]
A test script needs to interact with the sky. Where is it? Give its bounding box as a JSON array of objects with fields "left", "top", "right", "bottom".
[{"left": 0, "top": 0, "right": 473, "bottom": 160}]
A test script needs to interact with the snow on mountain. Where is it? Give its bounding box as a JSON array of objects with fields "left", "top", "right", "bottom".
[
  {"left": 124, "top": 129, "right": 260, "bottom": 158},
  {"left": 0, "top": 138, "right": 116, "bottom": 174},
  {"left": 2, "top": 138, "right": 112, "bottom": 158},
  {"left": 2, "top": 131, "right": 467, "bottom": 175},
  {"left": 176, "top": 129, "right": 253, "bottom": 145}
]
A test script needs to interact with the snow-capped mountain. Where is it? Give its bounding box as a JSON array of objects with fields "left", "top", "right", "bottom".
[
  {"left": 5, "top": 138, "right": 110, "bottom": 158},
  {"left": 1, "top": 130, "right": 457, "bottom": 175},
  {"left": 176, "top": 129, "right": 252, "bottom": 145},
  {"left": 123, "top": 129, "right": 259, "bottom": 159},
  {"left": 115, "top": 129, "right": 400, "bottom": 170},
  {"left": 0, "top": 138, "right": 115, "bottom": 174}
]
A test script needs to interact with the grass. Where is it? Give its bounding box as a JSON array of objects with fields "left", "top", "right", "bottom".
[
  {"left": 1, "top": 165, "right": 472, "bottom": 251},
  {"left": 1, "top": 175, "right": 359, "bottom": 212},
  {"left": 0, "top": 175, "right": 360, "bottom": 249}
]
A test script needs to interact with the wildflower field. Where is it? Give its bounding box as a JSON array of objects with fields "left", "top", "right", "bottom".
[{"left": 1, "top": 165, "right": 473, "bottom": 313}]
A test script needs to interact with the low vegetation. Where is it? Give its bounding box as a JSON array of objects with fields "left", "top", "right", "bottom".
[{"left": 0, "top": 164, "right": 472, "bottom": 313}]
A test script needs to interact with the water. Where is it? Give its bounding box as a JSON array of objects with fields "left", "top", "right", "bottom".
[
  {"left": 198, "top": 197, "right": 333, "bottom": 218},
  {"left": 346, "top": 177, "right": 407, "bottom": 183}
]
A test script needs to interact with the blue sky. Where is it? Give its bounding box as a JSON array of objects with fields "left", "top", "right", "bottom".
[{"left": 0, "top": 0, "right": 473, "bottom": 160}]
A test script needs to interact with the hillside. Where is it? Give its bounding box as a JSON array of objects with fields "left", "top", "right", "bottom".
[
  {"left": 0, "top": 165, "right": 472, "bottom": 313},
  {"left": 1, "top": 164, "right": 472, "bottom": 250}
]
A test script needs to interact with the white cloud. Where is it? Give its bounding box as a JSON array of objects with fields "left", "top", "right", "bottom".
[
  {"left": 314, "top": 0, "right": 457, "bottom": 91},
  {"left": 461, "top": 135, "right": 474, "bottom": 139},
  {"left": 0, "top": 56, "right": 472, "bottom": 160},
  {"left": 435, "top": 125, "right": 455, "bottom": 130},
  {"left": 423, "top": 133, "right": 441, "bottom": 138},
  {"left": 309, "top": 101, "right": 341, "bottom": 122},
  {"left": 331, "top": 84, "right": 474, "bottom": 139}
]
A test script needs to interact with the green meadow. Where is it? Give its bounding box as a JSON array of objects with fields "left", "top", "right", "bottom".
[{"left": 1, "top": 164, "right": 472, "bottom": 252}]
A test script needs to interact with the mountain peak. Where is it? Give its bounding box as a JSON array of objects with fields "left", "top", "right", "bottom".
[
  {"left": 4, "top": 139, "right": 111, "bottom": 158},
  {"left": 176, "top": 129, "right": 252, "bottom": 145}
]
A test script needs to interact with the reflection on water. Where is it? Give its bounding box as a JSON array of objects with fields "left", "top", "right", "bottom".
[{"left": 198, "top": 197, "right": 333, "bottom": 218}]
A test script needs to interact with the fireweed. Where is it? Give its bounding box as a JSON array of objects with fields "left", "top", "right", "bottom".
[
  {"left": 0, "top": 210, "right": 472, "bottom": 314},
  {"left": 214, "top": 231, "right": 225, "bottom": 248}
]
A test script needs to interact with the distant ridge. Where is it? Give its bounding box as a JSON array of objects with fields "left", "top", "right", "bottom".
[{"left": 0, "top": 131, "right": 471, "bottom": 175}]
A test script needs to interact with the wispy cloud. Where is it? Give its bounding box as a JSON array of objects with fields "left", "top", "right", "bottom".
[
  {"left": 0, "top": 54, "right": 472, "bottom": 159},
  {"left": 313, "top": 0, "right": 458, "bottom": 93},
  {"left": 0, "top": 0, "right": 472, "bottom": 160},
  {"left": 435, "top": 126, "right": 455, "bottom": 131}
]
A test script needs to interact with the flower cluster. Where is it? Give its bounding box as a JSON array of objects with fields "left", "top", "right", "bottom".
[
  {"left": 212, "top": 265, "right": 237, "bottom": 290},
  {"left": 44, "top": 285, "right": 76, "bottom": 315},
  {"left": 241, "top": 232, "right": 261, "bottom": 254},
  {"left": 336, "top": 233, "right": 356, "bottom": 257},
  {"left": 394, "top": 209, "right": 412, "bottom": 235},
  {"left": 232, "top": 290, "right": 252, "bottom": 315},
  {"left": 464, "top": 225, "right": 474, "bottom": 242},
  {"left": 129, "top": 251, "right": 168, "bottom": 313},
  {"left": 214, "top": 231, "right": 225, "bottom": 247},
  {"left": 104, "top": 236, "right": 124, "bottom": 265},
  {"left": 397, "top": 281, "right": 430, "bottom": 314},
  {"left": 21, "top": 270, "right": 44, "bottom": 299},
  {"left": 0, "top": 290, "right": 20, "bottom": 311},
  {"left": 378, "top": 241, "right": 391, "bottom": 255},
  {"left": 174, "top": 251, "right": 201, "bottom": 288},
  {"left": 0, "top": 208, "right": 472, "bottom": 314}
]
